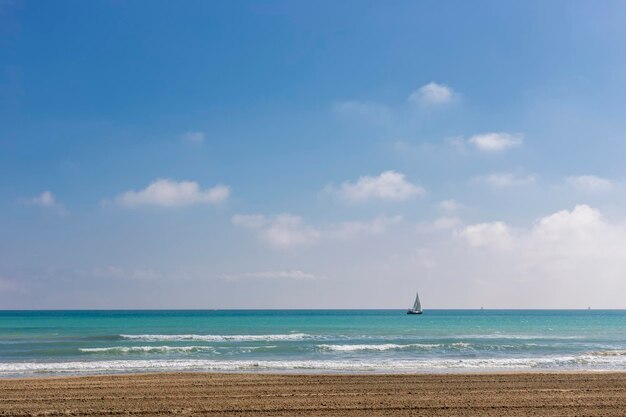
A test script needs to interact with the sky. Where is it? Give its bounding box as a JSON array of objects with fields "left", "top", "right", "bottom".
[{"left": 2, "top": 0, "right": 626, "bottom": 309}]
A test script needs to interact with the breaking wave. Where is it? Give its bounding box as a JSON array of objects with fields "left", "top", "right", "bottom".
[
  {"left": 119, "top": 333, "right": 312, "bottom": 342},
  {"left": 317, "top": 343, "right": 441, "bottom": 352},
  {"left": 4, "top": 353, "right": 626, "bottom": 377},
  {"left": 79, "top": 346, "right": 216, "bottom": 354},
  {"left": 316, "top": 342, "right": 540, "bottom": 352},
  {"left": 586, "top": 350, "right": 626, "bottom": 357}
]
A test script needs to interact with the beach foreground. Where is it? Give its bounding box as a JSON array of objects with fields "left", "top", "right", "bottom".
[{"left": 1, "top": 372, "right": 626, "bottom": 416}]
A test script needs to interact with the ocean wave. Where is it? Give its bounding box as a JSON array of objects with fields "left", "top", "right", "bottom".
[
  {"left": 79, "top": 346, "right": 217, "bottom": 354},
  {"left": 448, "top": 342, "right": 540, "bottom": 351},
  {"left": 316, "top": 342, "right": 540, "bottom": 352},
  {"left": 80, "top": 345, "right": 281, "bottom": 355},
  {"left": 3, "top": 354, "right": 626, "bottom": 376},
  {"left": 451, "top": 334, "right": 585, "bottom": 340},
  {"left": 317, "top": 343, "right": 441, "bottom": 352},
  {"left": 119, "top": 333, "right": 311, "bottom": 342},
  {"left": 586, "top": 350, "right": 626, "bottom": 357}
]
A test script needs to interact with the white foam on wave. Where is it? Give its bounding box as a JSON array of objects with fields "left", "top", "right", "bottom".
[
  {"left": 79, "top": 346, "right": 217, "bottom": 354},
  {"left": 4, "top": 353, "right": 626, "bottom": 376},
  {"left": 119, "top": 333, "right": 311, "bottom": 342},
  {"left": 317, "top": 343, "right": 441, "bottom": 352},
  {"left": 587, "top": 350, "right": 626, "bottom": 357},
  {"left": 453, "top": 334, "right": 584, "bottom": 340},
  {"left": 80, "top": 345, "right": 280, "bottom": 355},
  {"left": 316, "top": 342, "right": 540, "bottom": 352}
]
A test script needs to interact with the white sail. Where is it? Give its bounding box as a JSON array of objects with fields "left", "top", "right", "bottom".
[{"left": 412, "top": 292, "right": 422, "bottom": 312}]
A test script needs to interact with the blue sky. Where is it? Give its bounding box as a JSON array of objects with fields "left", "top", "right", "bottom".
[{"left": 2, "top": 1, "right": 626, "bottom": 308}]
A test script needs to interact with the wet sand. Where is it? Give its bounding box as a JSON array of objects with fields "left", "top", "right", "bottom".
[{"left": 1, "top": 372, "right": 626, "bottom": 416}]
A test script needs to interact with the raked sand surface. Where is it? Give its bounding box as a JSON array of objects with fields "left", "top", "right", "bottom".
[{"left": 2, "top": 372, "right": 626, "bottom": 416}]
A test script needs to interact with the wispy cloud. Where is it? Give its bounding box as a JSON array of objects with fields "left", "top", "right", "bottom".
[
  {"left": 247, "top": 214, "right": 321, "bottom": 247},
  {"left": 327, "top": 171, "right": 425, "bottom": 203},
  {"left": 30, "top": 191, "right": 55, "bottom": 207},
  {"left": 467, "top": 132, "right": 523, "bottom": 152},
  {"left": 233, "top": 214, "right": 402, "bottom": 248},
  {"left": 474, "top": 172, "right": 537, "bottom": 188},
  {"left": 90, "top": 266, "right": 161, "bottom": 282},
  {"left": 432, "top": 216, "right": 462, "bottom": 230},
  {"left": 232, "top": 214, "right": 267, "bottom": 229},
  {"left": 331, "top": 100, "right": 393, "bottom": 125},
  {"left": 222, "top": 270, "right": 317, "bottom": 281},
  {"left": 182, "top": 130, "right": 205, "bottom": 144},
  {"left": 438, "top": 199, "right": 461, "bottom": 213},
  {"left": 408, "top": 82, "right": 458, "bottom": 106},
  {"left": 114, "top": 179, "right": 229, "bottom": 208},
  {"left": 24, "top": 191, "right": 66, "bottom": 214},
  {"left": 333, "top": 82, "right": 458, "bottom": 125},
  {"left": 566, "top": 175, "right": 613, "bottom": 192}
]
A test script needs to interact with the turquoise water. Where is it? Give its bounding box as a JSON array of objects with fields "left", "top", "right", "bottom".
[{"left": 1, "top": 310, "right": 626, "bottom": 377}]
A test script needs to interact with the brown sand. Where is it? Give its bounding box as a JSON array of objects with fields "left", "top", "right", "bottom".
[{"left": 1, "top": 372, "right": 626, "bottom": 416}]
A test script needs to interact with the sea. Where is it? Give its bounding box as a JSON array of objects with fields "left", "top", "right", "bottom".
[{"left": 1, "top": 309, "right": 626, "bottom": 378}]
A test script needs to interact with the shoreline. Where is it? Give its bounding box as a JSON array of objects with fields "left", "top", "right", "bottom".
[
  {"left": 3, "top": 367, "right": 626, "bottom": 380},
  {"left": 2, "top": 371, "right": 626, "bottom": 416}
]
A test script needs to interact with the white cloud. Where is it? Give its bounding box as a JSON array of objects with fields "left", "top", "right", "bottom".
[
  {"left": 223, "top": 270, "right": 317, "bottom": 281},
  {"left": 410, "top": 204, "right": 626, "bottom": 307},
  {"left": 333, "top": 83, "right": 458, "bottom": 128},
  {"left": 114, "top": 179, "right": 229, "bottom": 208},
  {"left": 475, "top": 172, "right": 537, "bottom": 188},
  {"left": 233, "top": 214, "right": 402, "bottom": 248},
  {"left": 408, "top": 82, "right": 457, "bottom": 105},
  {"left": 182, "top": 130, "right": 205, "bottom": 144},
  {"left": 468, "top": 132, "right": 523, "bottom": 152},
  {"left": 566, "top": 175, "right": 613, "bottom": 192},
  {"left": 332, "top": 171, "right": 425, "bottom": 203},
  {"left": 532, "top": 205, "right": 605, "bottom": 244},
  {"left": 24, "top": 191, "right": 65, "bottom": 213},
  {"left": 30, "top": 191, "right": 55, "bottom": 207},
  {"left": 459, "top": 221, "right": 512, "bottom": 249},
  {"left": 459, "top": 205, "right": 623, "bottom": 262}
]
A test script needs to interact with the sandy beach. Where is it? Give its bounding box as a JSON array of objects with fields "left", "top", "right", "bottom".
[{"left": 1, "top": 372, "right": 626, "bottom": 416}]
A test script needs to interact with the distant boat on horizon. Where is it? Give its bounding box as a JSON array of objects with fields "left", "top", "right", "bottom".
[{"left": 407, "top": 291, "right": 422, "bottom": 315}]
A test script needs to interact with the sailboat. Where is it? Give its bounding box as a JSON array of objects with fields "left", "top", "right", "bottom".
[{"left": 407, "top": 291, "right": 423, "bottom": 315}]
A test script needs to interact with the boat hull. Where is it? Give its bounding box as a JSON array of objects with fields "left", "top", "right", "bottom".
[{"left": 406, "top": 310, "right": 422, "bottom": 315}]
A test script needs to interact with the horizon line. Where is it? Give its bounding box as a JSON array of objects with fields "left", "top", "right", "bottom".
[{"left": 0, "top": 308, "right": 619, "bottom": 312}]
